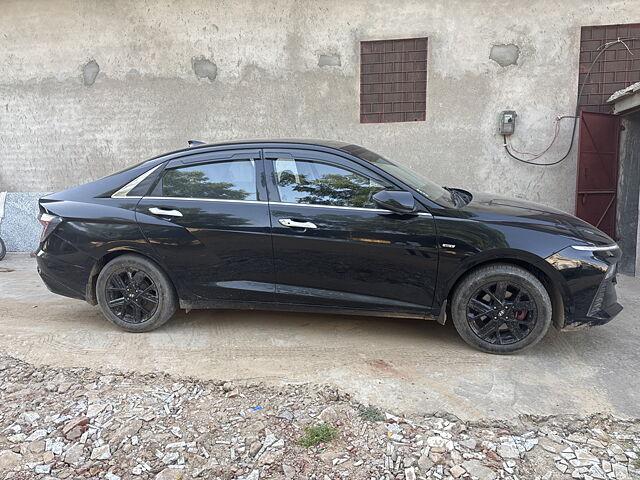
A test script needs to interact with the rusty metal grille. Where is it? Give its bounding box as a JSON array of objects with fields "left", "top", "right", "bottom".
[
  {"left": 579, "top": 24, "right": 640, "bottom": 113},
  {"left": 360, "top": 38, "right": 428, "bottom": 123}
]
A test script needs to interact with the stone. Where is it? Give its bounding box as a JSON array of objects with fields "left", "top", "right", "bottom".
[
  {"left": 244, "top": 470, "right": 260, "bottom": 480},
  {"left": 62, "top": 417, "right": 89, "bottom": 440},
  {"left": 404, "top": 466, "right": 416, "bottom": 480},
  {"left": 34, "top": 464, "right": 52, "bottom": 474},
  {"left": 575, "top": 449, "right": 599, "bottom": 464},
  {"left": 282, "top": 463, "right": 296, "bottom": 478},
  {"left": 451, "top": 464, "right": 466, "bottom": 478},
  {"left": 26, "top": 429, "right": 48, "bottom": 442},
  {"left": 460, "top": 438, "right": 477, "bottom": 450},
  {"left": 87, "top": 403, "right": 106, "bottom": 418},
  {"left": 111, "top": 419, "right": 143, "bottom": 446},
  {"left": 106, "top": 473, "right": 122, "bottom": 480},
  {"left": 418, "top": 454, "right": 434, "bottom": 471},
  {"left": 63, "top": 443, "right": 85, "bottom": 465},
  {"left": 462, "top": 460, "right": 497, "bottom": 480},
  {"left": 278, "top": 411, "right": 295, "bottom": 421},
  {"left": 28, "top": 440, "right": 46, "bottom": 453},
  {"left": 90, "top": 444, "right": 111, "bottom": 460},
  {"left": 162, "top": 451, "right": 179, "bottom": 464},
  {"left": 155, "top": 468, "right": 184, "bottom": 480},
  {"left": 427, "top": 436, "right": 447, "bottom": 449},
  {"left": 318, "top": 406, "right": 338, "bottom": 424},
  {"left": 497, "top": 443, "right": 520, "bottom": 459},
  {"left": 0, "top": 450, "right": 22, "bottom": 471},
  {"left": 7, "top": 433, "right": 26, "bottom": 443},
  {"left": 612, "top": 463, "right": 629, "bottom": 480}
]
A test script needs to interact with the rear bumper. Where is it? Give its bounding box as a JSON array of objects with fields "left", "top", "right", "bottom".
[{"left": 36, "top": 249, "right": 91, "bottom": 302}]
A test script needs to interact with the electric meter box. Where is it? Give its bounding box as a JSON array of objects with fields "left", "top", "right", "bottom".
[{"left": 499, "top": 110, "right": 517, "bottom": 136}]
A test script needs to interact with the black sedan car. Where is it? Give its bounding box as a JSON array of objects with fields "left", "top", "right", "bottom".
[{"left": 36, "top": 139, "right": 622, "bottom": 353}]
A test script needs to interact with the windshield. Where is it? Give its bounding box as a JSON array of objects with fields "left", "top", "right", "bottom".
[{"left": 343, "top": 145, "right": 456, "bottom": 207}]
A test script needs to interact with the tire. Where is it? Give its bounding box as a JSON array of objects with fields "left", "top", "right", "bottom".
[
  {"left": 0, "top": 237, "right": 5, "bottom": 261},
  {"left": 450, "top": 264, "right": 552, "bottom": 354},
  {"left": 96, "top": 254, "right": 177, "bottom": 332}
]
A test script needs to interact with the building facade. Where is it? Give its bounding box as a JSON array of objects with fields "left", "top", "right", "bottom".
[{"left": 0, "top": 0, "right": 639, "bottom": 269}]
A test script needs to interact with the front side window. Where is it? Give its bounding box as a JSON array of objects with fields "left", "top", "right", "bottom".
[
  {"left": 161, "top": 159, "right": 257, "bottom": 200},
  {"left": 272, "top": 158, "right": 391, "bottom": 208}
]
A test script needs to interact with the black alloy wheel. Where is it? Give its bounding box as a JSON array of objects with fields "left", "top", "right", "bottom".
[
  {"left": 96, "top": 254, "right": 177, "bottom": 332},
  {"left": 450, "top": 264, "right": 552, "bottom": 354},
  {"left": 466, "top": 281, "right": 538, "bottom": 345},
  {"left": 105, "top": 269, "right": 159, "bottom": 324}
]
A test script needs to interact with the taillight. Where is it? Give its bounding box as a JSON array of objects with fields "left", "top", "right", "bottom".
[{"left": 38, "top": 213, "right": 62, "bottom": 242}]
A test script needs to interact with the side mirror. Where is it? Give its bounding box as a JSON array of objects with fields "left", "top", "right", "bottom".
[{"left": 373, "top": 190, "right": 417, "bottom": 214}]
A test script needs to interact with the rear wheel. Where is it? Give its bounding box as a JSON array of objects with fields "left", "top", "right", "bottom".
[
  {"left": 0, "top": 237, "right": 5, "bottom": 261},
  {"left": 450, "top": 264, "right": 552, "bottom": 354},
  {"left": 96, "top": 254, "right": 177, "bottom": 332}
]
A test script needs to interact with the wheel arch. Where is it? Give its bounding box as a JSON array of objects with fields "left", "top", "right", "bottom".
[
  {"left": 86, "top": 248, "right": 178, "bottom": 305},
  {"left": 439, "top": 250, "right": 573, "bottom": 329}
]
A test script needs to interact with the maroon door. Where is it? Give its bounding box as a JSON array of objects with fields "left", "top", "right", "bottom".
[{"left": 575, "top": 112, "right": 620, "bottom": 239}]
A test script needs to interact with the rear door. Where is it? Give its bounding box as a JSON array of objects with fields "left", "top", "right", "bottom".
[
  {"left": 264, "top": 148, "right": 439, "bottom": 315},
  {"left": 136, "top": 149, "right": 275, "bottom": 302}
]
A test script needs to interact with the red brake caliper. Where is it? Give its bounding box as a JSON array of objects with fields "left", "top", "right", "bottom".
[{"left": 514, "top": 310, "right": 527, "bottom": 321}]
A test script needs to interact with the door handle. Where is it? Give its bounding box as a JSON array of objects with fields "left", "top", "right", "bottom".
[
  {"left": 278, "top": 218, "right": 317, "bottom": 229},
  {"left": 149, "top": 207, "right": 183, "bottom": 217}
]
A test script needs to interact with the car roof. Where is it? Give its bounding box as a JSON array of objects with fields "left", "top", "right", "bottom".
[{"left": 156, "top": 138, "right": 355, "bottom": 161}]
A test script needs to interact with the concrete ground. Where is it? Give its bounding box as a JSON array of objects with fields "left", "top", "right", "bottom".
[{"left": 0, "top": 253, "right": 638, "bottom": 421}]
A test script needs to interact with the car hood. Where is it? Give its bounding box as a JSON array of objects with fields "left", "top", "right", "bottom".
[{"left": 457, "top": 191, "right": 614, "bottom": 246}]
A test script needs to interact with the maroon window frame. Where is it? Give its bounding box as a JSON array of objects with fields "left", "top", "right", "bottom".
[
  {"left": 360, "top": 38, "right": 428, "bottom": 123},
  {"left": 579, "top": 24, "right": 640, "bottom": 113}
]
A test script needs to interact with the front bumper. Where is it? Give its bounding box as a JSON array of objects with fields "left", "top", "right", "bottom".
[{"left": 546, "top": 245, "right": 623, "bottom": 330}]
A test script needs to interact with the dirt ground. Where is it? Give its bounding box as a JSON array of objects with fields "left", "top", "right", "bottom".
[{"left": 0, "top": 253, "right": 639, "bottom": 422}]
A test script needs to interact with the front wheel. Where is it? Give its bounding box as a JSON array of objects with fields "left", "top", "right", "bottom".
[
  {"left": 450, "top": 264, "right": 552, "bottom": 354},
  {"left": 0, "top": 237, "right": 5, "bottom": 261},
  {"left": 96, "top": 254, "right": 177, "bottom": 332}
]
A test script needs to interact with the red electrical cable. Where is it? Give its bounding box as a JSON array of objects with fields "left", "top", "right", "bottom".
[{"left": 507, "top": 116, "right": 578, "bottom": 160}]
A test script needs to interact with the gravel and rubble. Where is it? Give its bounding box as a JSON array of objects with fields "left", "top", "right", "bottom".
[{"left": 0, "top": 354, "right": 638, "bottom": 480}]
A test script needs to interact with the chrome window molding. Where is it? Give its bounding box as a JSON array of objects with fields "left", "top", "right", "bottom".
[
  {"left": 273, "top": 201, "right": 432, "bottom": 216},
  {"left": 138, "top": 196, "right": 432, "bottom": 216},
  {"left": 143, "top": 196, "right": 266, "bottom": 204},
  {"left": 111, "top": 164, "right": 163, "bottom": 198}
]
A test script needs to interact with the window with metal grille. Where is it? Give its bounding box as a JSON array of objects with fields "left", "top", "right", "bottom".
[
  {"left": 579, "top": 24, "right": 640, "bottom": 113},
  {"left": 360, "top": 38, "right": 428, "bottom": 123}
]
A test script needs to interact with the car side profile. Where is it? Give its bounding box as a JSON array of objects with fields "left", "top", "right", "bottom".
[{"left": 36, "top": 140, "right": 622, "bottom": 353}]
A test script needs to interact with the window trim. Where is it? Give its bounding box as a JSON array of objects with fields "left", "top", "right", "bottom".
[
  {"left": 159, "top": 155, "right": 263, "bottom": 202},
  {"left": 111, "top": 164, "right": 164, "bottom": 198},
  {"left": 264, "top": 149, "right": 397, "bottom": 208}
]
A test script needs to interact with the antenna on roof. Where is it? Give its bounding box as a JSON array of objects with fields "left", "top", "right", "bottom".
[{"left": 188, "top": 140, "right": 205, "bottom": 147}]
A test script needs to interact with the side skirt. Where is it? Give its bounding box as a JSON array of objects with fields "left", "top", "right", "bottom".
[{"left": 179, "top": 299, "right": 436, "bottom": 321}]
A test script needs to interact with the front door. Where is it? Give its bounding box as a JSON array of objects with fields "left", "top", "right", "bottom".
[
  {"left": 576, "top": 112, "right": 621, "bottom": 238},
  {"left": 136, "top": 149, "right": 275, "bottom": 302},
  {"left": 264, "top": 148, "right": 439, "bottom": 316}
]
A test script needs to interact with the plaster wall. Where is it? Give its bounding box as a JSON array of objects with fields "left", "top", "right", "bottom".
[{"left": 1, "top": 0, "right": 640, "bottom": 215}]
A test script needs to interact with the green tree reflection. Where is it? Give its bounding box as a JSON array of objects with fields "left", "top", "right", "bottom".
[
  {"left": 164, "top": 170, "right": 251, "bottom": 200},
  {"left": 279, "top": 172, "right": 385, "bottom": 208}
]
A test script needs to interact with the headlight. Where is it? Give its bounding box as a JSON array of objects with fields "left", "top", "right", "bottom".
[{"left": 571, "top": 244, "right": 619, "bottom": 252}]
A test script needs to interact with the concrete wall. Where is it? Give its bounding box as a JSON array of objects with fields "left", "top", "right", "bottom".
[
  {"left": 617, "top": 113, "right": 640, "bottom": 275},
  {"left": 1, "top": 0, "right": 639, "bottom": 216}
]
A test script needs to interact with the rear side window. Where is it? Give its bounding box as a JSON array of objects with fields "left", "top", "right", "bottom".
[
  {"left": 162, "top": 160, "right": 257, "bottom": 200},
  {"left": 272, "top": 158, "right": 391, "bottom": 208}
]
